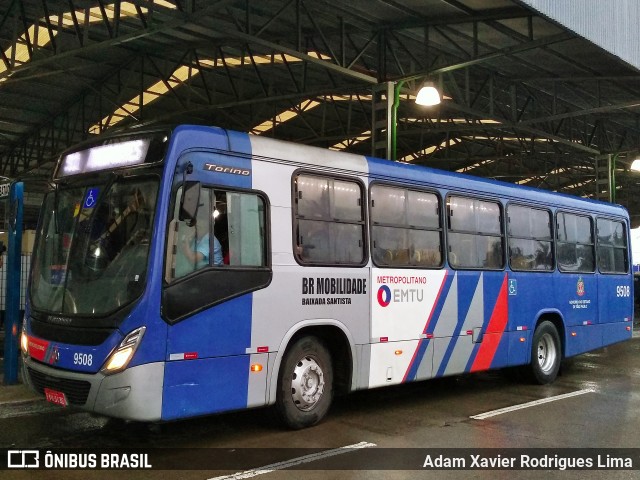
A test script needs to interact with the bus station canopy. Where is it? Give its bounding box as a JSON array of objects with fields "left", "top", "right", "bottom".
[{"left": 0, "top": 0, "right": 640, "bottom": 226}]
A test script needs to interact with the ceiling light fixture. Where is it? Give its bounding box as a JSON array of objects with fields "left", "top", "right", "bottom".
[{"left": 415, "top": 81, "right": 441, "bottom": 106}]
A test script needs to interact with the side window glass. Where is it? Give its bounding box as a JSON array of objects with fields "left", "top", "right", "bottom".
[
  {"left": 294, "top": 174, "right": 365, "bottom": 265},
  {"left": 597, "top": 218, "right": 628, "bottom": 273},
  {"left": 407, "top": 190, "right": 439, "bottom": 229},
  {"left": 447, "top": 196, "right": 503, "bottom": 269},
  {"left": 371, "top": 185, "right": 406, "bottom": 225},
  {"left": 557, "top": 213, "right": 595, "bottom": 273},
  {"left": 225, "top": 191, "right": 267, "bottom": 267},
  {"left": 297, "top": 176, "right": 331, "bottom": 220},
  {"left": 173, "top": 188, "right": 213, "bottom": 279},
  {"left": 507, "top": 205, "right": 553, "bottom": 271},
  {"left": 371, "top": 184, "right": 442, "bottom": 268},
  {"left": 168, "top": 187, "right": 267, "bottom": 282}
]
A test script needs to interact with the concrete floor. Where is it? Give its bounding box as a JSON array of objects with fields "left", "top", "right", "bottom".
[{"left": 1, "top": 333, "right": 640, "bottom": 479}]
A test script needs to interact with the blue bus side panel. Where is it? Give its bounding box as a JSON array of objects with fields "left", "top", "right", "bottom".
[
  {"left": 467, "top": 274, "right": 508, "bottom": 372},
  {"left": 598, "top": 272, "right": 633, "bottom": 343},
  {"left": 506, "top": 330, "right": 531, "bottom": 366},
  {"left": 553, "top": 274, "right": 597, "bottom": 327},
  {"left": 564, "top": 324, "right": 601, "bottom": 357},
  {"left": 167, "top": 295, "right": 253, "bottom": 358},
  {"left": 162, "top": 355, "right": 250, "bottom": 420},
  {"left": 506, "top": 274, "right": 557, "bottom": 329},
  {"left": 601, "top": 322, "right": 633, "bottom": 346}
]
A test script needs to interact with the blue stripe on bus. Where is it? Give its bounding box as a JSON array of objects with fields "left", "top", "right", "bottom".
[
  {"left": 404, "top": 272, "right": 456, "bottom": 381},
  {"left": 457, "top": 273, "right": 481, "bottom": 327},
  {"left": 425, "top": 272, "right": 456, "bottom": 338},
  {"left": 435, "top": 273, "right": 480, "bottom": 377}
]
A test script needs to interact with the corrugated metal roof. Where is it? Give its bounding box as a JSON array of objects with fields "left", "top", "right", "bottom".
[
  {"left": 2, "top": 1, "right": 640, "bottom": 227},
  {"left": 521, "top": 0, "right": 640, "bottom": 71}
]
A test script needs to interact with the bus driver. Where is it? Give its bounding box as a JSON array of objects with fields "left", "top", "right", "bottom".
[{"left": 180, "top": 228, "right": 223, "bottom": 268}]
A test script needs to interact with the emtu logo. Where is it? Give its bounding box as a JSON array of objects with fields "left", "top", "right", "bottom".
[
  {"left": 377, "top": 285, "right": 392, "bottom": 307},
  {"left": 377, "top": 284, "right": 425, "bottom": 307}
]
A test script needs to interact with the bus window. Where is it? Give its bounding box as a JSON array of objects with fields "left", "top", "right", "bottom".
[
  {"left": 169, "top": 186, "right": 266, "bottom": 281},
  {"left": 173, "top": 188, "right": 215, "bottom": 278},
  {"left": 557, "top": 212, "right": 595, "bottom": 272},
  {"left": 224, "top": 191, "right": 266, "bottom": 267},
  {"left": 507, "top": 205, "right": 553, "bottom": 271},
  {"left": 597, "top": 218, "right": 628, "bottom": 273},
  {"left": 294, "top": 173, "right": 365, "bottom": 265},
  {"left": 447, "top": 196, "right": 503, "bottom": 269},
  {"left": 370, "top": 185, "right": 442, "bottom": 268}
]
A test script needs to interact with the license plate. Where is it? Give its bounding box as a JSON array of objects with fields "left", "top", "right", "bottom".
[{"left": 44, "top": 388, "right": 68, "bottom": 407}]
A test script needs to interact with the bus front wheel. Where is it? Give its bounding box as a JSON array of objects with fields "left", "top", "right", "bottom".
[
  {"left": 530, "top": 321, "right": 561, "bottom": 384},
  {"left": 276, "top": 336, "right": 333, "bottom": 429}
]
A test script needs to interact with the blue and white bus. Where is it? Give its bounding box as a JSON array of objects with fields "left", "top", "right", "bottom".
[{"left": 21, "top": 125, "right": 633, "bottom": 428}]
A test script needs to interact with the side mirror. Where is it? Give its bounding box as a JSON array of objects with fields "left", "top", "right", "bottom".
[{"left": 179, "top": 181, "right": 201, "bottom": 226}]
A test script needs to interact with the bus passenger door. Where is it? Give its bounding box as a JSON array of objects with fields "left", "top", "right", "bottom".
[
  {"left": 596, "top": 218, "right": 633, "bottom": 346},
  {"left": 598, "top": 270, "right": 633, "bottom": 344},
  {"left": 555, "top": 212, "right": 599, "bottom": 356},
  {"left": 553, "top": 272, "right": 598, "bottom": 358}
]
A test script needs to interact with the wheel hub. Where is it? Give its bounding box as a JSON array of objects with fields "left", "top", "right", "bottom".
[
  {"left": 537, "top": 332, "right": 557, "bottom": 374},
  {"left": 291, "top": 356, "right": 325, "bottom": 411}
]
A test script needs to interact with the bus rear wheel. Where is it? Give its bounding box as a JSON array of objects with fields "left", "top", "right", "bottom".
[
  {"left": 530, "top": 321, "right": 561, "bottom": 384},
  {"left": 276, "top": 336, "right": 333, "bottom": 429}
]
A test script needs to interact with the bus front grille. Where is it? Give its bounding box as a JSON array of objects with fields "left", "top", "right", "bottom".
[{"left": 27, "top": 367, "right": 92, "bottom": 405}]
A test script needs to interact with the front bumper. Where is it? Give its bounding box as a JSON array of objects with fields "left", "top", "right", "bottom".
[{"left": 23, "top": 356, "right": 164, "bottom": 421}]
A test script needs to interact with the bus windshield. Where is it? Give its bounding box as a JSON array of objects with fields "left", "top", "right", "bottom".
[{"left": 31, "top": 177, "right": 158, "bottom": 316}]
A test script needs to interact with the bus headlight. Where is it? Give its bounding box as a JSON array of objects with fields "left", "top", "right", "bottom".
[
  {"left": 20, "top": 320, "right": 28, "bottom": 355},
  {"left": 101, "top": 327, "right": 146, "bottom": 375}
]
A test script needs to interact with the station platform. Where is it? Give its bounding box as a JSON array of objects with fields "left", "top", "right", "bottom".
[
  {"left": 0, "top": 374, "right": 40, "bottom": 406},
  {"left": 0, "top": 329, "right": 41, "bottom": 406},
  {"left": 0, "top": 355, "right": 40, "bottom": 406}
]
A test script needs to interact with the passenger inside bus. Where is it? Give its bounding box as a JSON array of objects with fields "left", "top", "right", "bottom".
[
  {"left": 297, "top": 220, "right": 330, "bottom": 262},
  {"left": 179, "top": 210, "right": 223, "bottom": 268}
]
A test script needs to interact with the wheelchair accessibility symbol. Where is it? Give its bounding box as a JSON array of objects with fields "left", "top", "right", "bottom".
[
  {"left": 83, "top": 188, "right": 99, "bottom": 209},
  {"left": 508, "top": 279, "right": 517, "bottom": 296}
]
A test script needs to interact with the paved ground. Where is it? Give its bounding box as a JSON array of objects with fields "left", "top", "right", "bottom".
[{"left": 1, "top": 328, "right": 640, "bottom": 479}]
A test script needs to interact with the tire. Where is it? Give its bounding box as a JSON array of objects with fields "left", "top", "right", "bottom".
[
  {"left": 276, "top": 336, "right": 333, "bottom": 429},
  {"left": 530, "top": 321, "right": 561, "bottom": 384}
]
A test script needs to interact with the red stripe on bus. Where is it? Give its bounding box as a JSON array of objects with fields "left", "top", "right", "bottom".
[{"left": 470, "top": 275, "right": 509, "bottom": 372}]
